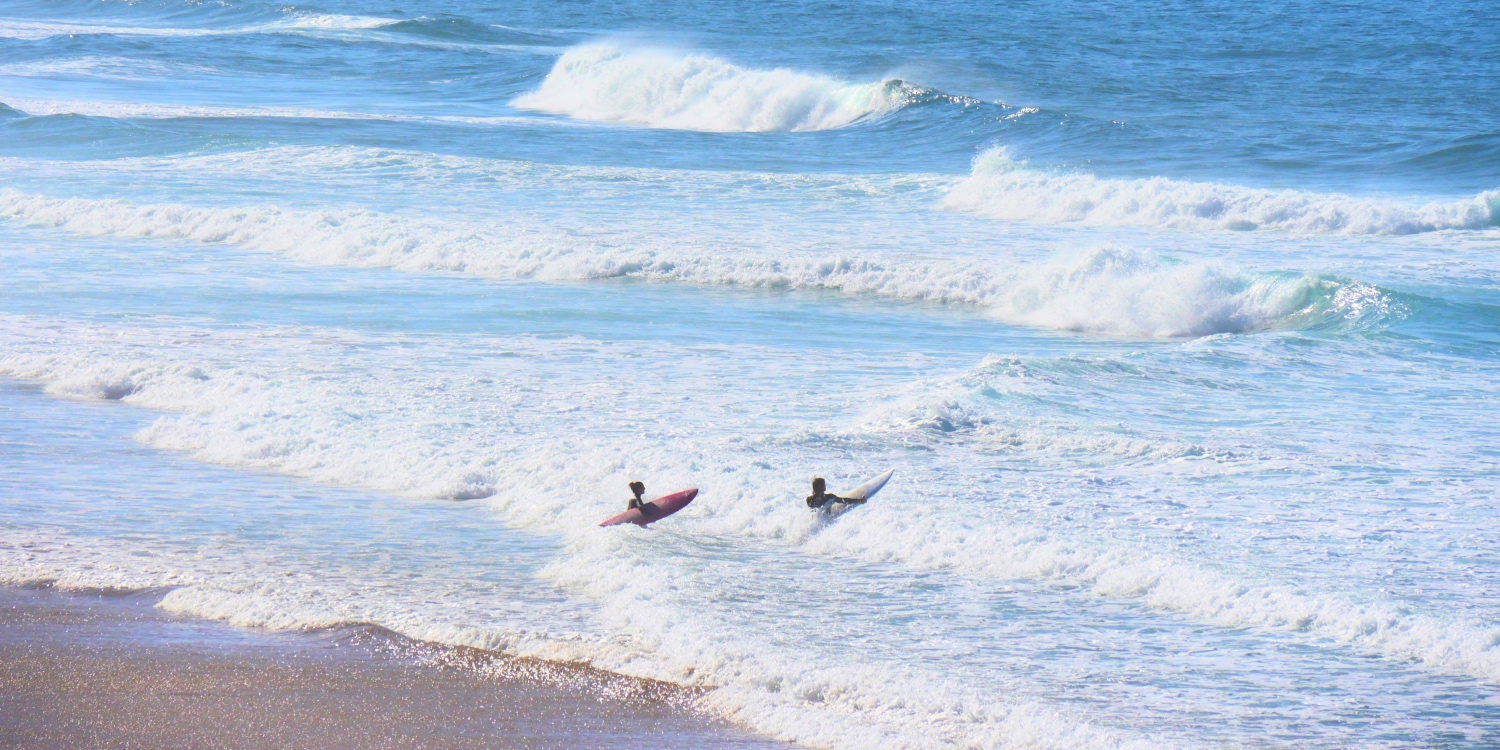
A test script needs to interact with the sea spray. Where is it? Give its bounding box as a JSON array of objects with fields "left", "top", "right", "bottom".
[{"left": 512, "top": 42, "right": 911, "bottom": 132}]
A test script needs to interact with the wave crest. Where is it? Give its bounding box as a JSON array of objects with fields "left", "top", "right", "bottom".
[
  {"left": 511, "top": 42, "right": 910, "bottom": 132},
  {"left": 0, "top": 189, "right": 1398, "bottom": 338},
  {"left": 983, "top": 246, "right": 1347, "bottom": 337},
  {"left": 944, "top": 148, "right": 1500, "bottom": 236}
]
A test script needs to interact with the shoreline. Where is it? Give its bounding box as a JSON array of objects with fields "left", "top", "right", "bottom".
[{"left": 0, "top": 585, "right": 790, "bottom": 750}]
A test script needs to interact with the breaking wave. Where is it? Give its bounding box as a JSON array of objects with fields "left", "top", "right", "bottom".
[
  {"left": 511, "top": 42, "right": 912, "bottom": 132},
  {"left": 0, "top": 189, "right": 1395, "bottom": 338},
  {"left": 944, "top": 148, "right": 1500, "bottom": 236}
]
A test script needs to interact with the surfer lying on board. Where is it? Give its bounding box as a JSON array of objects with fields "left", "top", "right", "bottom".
[
  {"left": 806, "top": 477, "right": 862, "bottom": 510},
  {"left": 627, "top": 481, "right": 648, "bottom": 512}
]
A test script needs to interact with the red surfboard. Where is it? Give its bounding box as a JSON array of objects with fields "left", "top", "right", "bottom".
[{"left": 599, "top": 489, "right": 698, "bottom": 527}]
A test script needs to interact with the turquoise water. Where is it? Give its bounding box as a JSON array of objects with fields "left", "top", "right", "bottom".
[{"left": 1, "top": 1, "right": 1497, "bottom": 747}]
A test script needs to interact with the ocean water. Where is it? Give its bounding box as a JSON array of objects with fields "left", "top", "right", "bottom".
[{"left": 1, "top": 0, "right": 1498, "bottom": 747}]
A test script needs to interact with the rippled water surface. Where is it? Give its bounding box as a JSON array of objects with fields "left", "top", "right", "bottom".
[{"left": 2, "top": 1, "right": 1497, "bottom": 748}]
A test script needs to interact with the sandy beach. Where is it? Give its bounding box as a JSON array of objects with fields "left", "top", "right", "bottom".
[{"left": 0, "top": 586, "right": 786, "bottom": 750}]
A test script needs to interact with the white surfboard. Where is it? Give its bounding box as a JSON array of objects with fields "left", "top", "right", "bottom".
[{"left": 822, "top": 469, "right": 893, "bottom": 518}]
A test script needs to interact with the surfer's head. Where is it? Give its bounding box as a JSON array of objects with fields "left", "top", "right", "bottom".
[
  {"left": 629, "top": 480, "right": 645, "bottom": 497},
  {"left": 812, "top": 477, "right": 826, "bottom": 493}
]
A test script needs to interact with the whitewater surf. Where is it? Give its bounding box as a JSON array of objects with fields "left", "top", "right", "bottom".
[{"left": 2, "top": 0, "right": 1497, "bottom": 747}]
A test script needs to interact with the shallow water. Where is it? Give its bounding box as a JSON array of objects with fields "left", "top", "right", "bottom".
[
  {"left": 0, "top": 586, "right": 785, "bottom": 749},
  {"left": 1, "top": 1, "right": 1497, "bottom": 748}
]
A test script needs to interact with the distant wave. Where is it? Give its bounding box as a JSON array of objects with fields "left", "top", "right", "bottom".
[
  {"left": 511, "top": 42, "right": 912, "bottom": 132},
  {"left": 0, "top": 189, "right": 1394, "bottom": 337},
  {"left": 945, "top": 148, "right": 1500, "bottom": 236},
  {"left": 0, "top": 97, "right": 537, "bottom": 126},
  {"left": 0, "top": 56, "right": 220, "bottom": 82},
  {"left": 0, "top": 13, "right": 398, "bottom": 41},
  {"left": 0, "top": 146, "right": 949, "bottom": 202}
]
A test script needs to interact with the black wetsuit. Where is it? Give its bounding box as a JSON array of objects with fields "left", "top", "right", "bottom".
[
  {"left": 628, "top": 494, "right": 647, "bottom": 512},
  {"left": 807, "top": 491, "right": 856, "bottom": 509}
]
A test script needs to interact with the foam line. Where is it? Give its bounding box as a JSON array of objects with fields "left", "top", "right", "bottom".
[
  {"left": 945, "top": 148, "right": 1500, "bottom": 236},
  {"left": 794, "top": 489, "right": 1500, "bottom": 688},
  {"left": 0, "top": 97, "right": 539, "bottom": 126},
  {"left": 0, "top": 14, "right": 398, "bottom": 41},
  {"left": 0, "top": 145, "right": 950, "bottom": 202},
  {"left": 0, "top": 528, "right": 636, "bottom": 683},
  {"left": 0, "top": 498, "right": 1152, "bottom": 750},
  {"left": 0, "top": 189, "right": 1387, "bottom": 337}
]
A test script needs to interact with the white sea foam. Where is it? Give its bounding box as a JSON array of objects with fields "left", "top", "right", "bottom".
[
  {"left": 0, "top": 527, "right": 630, "bottom": 677},
  {"left": 2, "top": 318, "right": 1498, "bottom": 698},
  {"left": 800, "top": 504, "right": 1500, "bottom": 683},
  {"left": 1, "top": 528, "right": 1155, "bottom": 750},
  {"left": 0, "top": 97, "right": 541, "bottom": 126},
  {"left": 944, "top": 148, "right": 1500, "bottom": 236},
  {"left": 512, "top": 42, "right": 909, "bottom": 132},
  {"left": 0, "top": 333, "right": 1159, "bottom": 750},
  {"left": 271, "top": 14, "right": 401, "bottom": 33},
  {"left": 697, "top": 476, "right": 1500, "bottom": 694},
  {"left": 846, "top": 357, "right": 1226, "bottom": 463},
  {"left": 542, "top": 535, "right": 1163, "bottom": 750},
  {"left": 0, "top": 145, "right": 949, "bottom": 206},
  {"left": 0, "top": 189, "right": 1374, "bottom": 337},
  {"left": 0, "top": 13, "right": 398, "bottom": 41}
]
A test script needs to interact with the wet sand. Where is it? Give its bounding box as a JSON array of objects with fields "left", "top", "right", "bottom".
[{"left": 0, "top": 586, "right": 788, "bottom": 750}]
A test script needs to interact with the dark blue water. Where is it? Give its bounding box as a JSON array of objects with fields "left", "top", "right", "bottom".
[{"left": 3, "top": 0, "right": 1498, "bottom": 191}]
